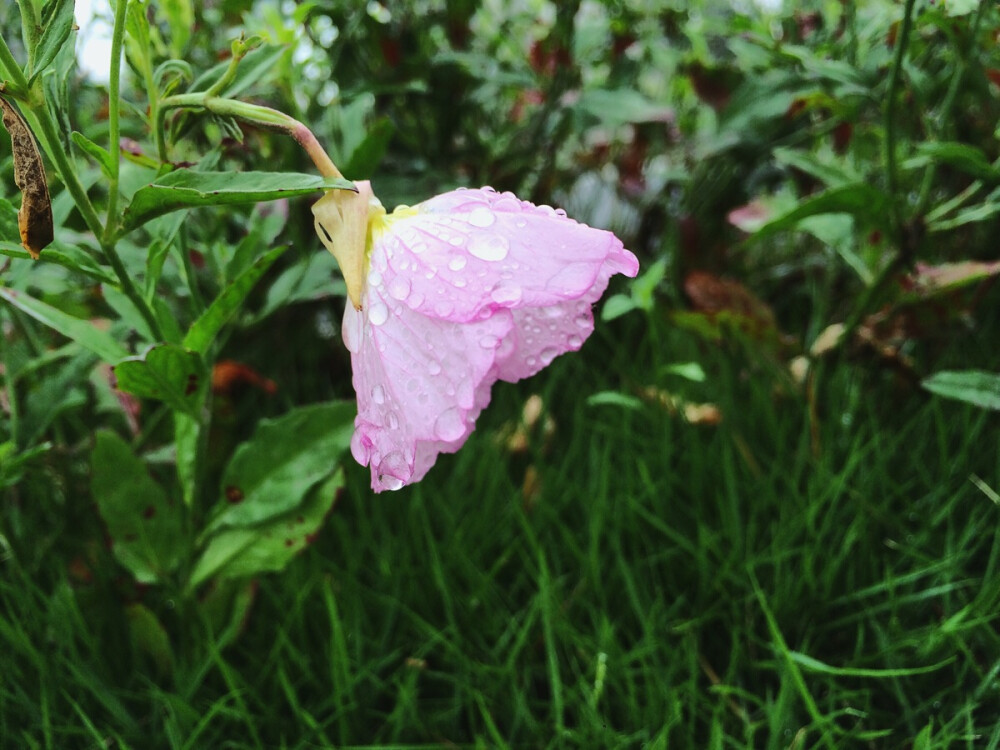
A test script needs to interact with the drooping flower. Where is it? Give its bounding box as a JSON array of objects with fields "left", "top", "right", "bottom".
[{"left": 313, "top": 183, "right": 639, "bottom": 492}]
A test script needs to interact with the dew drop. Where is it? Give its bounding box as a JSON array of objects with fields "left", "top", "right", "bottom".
[
  {"left": 377, "top": 452, "right": 408, "bottom": 491},
  {"left": 342, "top": 309, "right": 362, "bottom": 353},
  {"left": 449, "top": 235, "right": 465, "bottom": 246},
  {"left": 491, "top": 282, "right": 522, "bottom": 305},
  {"left": 568, "top": 334, "right": 582, "bottom": 348},
  {"left": 386, "top": 411, "right": 399, "bottom": 429},
  {"left": 480, "top": 334, "right": 500, "bottom": 349},
  {"left": 434, "top": 300, "right": 454, "bottom": 317},
  {"left": 434, "top": 407, "right": 465, "bottom": 441},
  {"left": 371, "top": 384, "right": 386, "bottom": 404},
  {"left": 368, "top": 302, "right": 389, "bottom": 326},
  {"left": 526, "top": 356, "right": 537, "bottom": 367},
  {"left": 387, "top": 276, "right": 411, "bottom": 301},
  {"left": 467, "top": 206, "right": 496, "bottom": 228},
  {"left": 515, "top": 219, "right": 527, "bottom": 228},
  {"left": 540, "top": 347, "right": 558, "bottom": 365},
  {"left": 449, "top": 256, "right": 467, "bottom": 271},
  {"left": 368, "top": 270, "right": 383, "bottom": 287},
  {"left": 350, "top": 430, "right": 370, "bottom": 464},
  {"left": 428, "top": 361, "right": 442, "bottom": 375},
  {"left": 469, "top": 234, "right": 510, "bottom": 261}
]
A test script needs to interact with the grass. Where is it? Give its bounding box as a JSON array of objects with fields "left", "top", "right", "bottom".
[{"left": 2, "top": 299, "right": 1000, "bottom": 749}]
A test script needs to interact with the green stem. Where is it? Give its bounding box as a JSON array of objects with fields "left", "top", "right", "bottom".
[
  {"left": 15, "top": 0, "right": 40, "bottom": 70},
  {"left": 103, "top": 0, "right": 128, "bottom": 247},
  {"left": 913, "top": 0, "right": 988, "bottom": 218},
  {"left": 881, "top": 0, "right": 917, "bottom": 245},
  {"left": 157, "top": 93, "right": 342, "bottom": 178}
]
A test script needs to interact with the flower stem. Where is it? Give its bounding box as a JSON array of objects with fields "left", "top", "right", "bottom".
[
  {"left": 103, "top": 0, "right": 128, "bottom": 247},
  {"left": 158, "top": 93, "right": 343, "bottom": 179},
  {"left": 881, "top": 0, "right": 917, "bottom": 245}
]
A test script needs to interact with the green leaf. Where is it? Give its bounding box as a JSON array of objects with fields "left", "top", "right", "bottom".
[
  {"left": 0, "top": 287, "right": 129, "bottom": 362},
  {"left": 922, "top": 370, "right": 1000, "bottom": 411},
  {"left": 206, "top": 401, "right": 355, "bottom": 534},
  {"left": 903, "top": 142, "right": 998, "bottom": 182},
  {"left": 91, "top": 431, "right": 183, "bottom": 584},
  {"left": 71, "top": 131, "right": 115, "bottom": 179},
  {"left": 189, "top": 470, "right": 342, "bottom": 589},
  {"left": 125, "top": 603, "right": 174, "bottom": 676},
  {"left": 122, "top": 170, "right": 355, "bottom": 232},
  {"left": 600, "top": 294, "right": 638, "bottom": 321},
  {"left": 749, "top": 183, "right": 891, "bottom": 241},
  {"left": 576, "top": 88, "right": 673, "bottom": 127},
  {"left": 113, "top": 343, "right": 206, "bottom": 416},
  {"left": 183, "top": 244, "right": 289, "bottom": 353},
  {"left": 586, "top": 392, "right": 643, "bottom": 410},
  {"left": 174, "top": 412, "right": 200, "bottom": 508},
  {"left": 787, "top": 651, "right": 954, "bottom": 678},
  {"left": 343, "top": 117, "right": 395, "bottom": 178},
  {"left": 0, "top": 240, "right": 117, "bottom": 284},
  {"left": 30, "top": 0, "right": 76, "bottom": 83}
]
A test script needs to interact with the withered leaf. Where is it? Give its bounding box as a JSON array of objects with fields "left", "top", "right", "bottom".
[{"left": 0, "top": 95, "right": 54, "bottom": 259}]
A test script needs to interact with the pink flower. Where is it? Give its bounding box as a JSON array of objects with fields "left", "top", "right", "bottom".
[{"left": 313, "top": 183, "right": 639, "bottom": 492}]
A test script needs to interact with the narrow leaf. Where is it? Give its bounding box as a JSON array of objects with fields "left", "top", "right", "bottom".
[
  {"left": 122, "top": 170, "right": 355, "bottom": 232},
  {"left": 0, "top": 287, "right": 128, "bottom": 362},
  {"left": 922, "top": 370, "right": 1000, "bottom": 411},
  {"left": 71, "top": 131, "right": 115, "bottom": 179},
  {"left": 91, "top": 431, "right": 183, "bottom": 584},
  {"left": 113, "top": 344, "right": 206, "bottom": 416},
  {"left": 29, "top": 0, "right": 76, "bottom": 83},
  {"left": 183, "top": 244, "right": 289, "bottom": 353},
  {"left": 749, "top": 183, "right": 890, "bottom": 241}
]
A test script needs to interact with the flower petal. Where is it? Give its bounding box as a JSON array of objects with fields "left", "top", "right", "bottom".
[{"left": 347, "top": 186, "right": 639, "bottom": 491}]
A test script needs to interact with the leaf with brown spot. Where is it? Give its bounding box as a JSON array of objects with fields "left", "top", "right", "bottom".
[{"left": 0, "top": 95, "right": 53, "bottom": 259}]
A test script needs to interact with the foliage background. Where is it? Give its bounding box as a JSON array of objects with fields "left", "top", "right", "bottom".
[{"left": 2, "top": 0, "right": 1000, "bottom": 747}]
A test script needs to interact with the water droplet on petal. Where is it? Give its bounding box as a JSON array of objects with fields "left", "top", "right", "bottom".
[
  {"left": 388, "top": 276, "right": 411, "bottom": 301},
  {"left": 467, "top": 206, "right": 496, "bottom": 228},
  {"left": 434, "top": 407, "right": 465, "bottom": 441},
  {"left": 515, "top": 219, "right": 527, "bottom": 228},
  {"left": 480, "top": 334, "right": 499, "bottom": 349},
  {"left": 428, "top": 361, "right": 442, "bottom": 375},
  {"left": 368, "top": 270, "right": 383, "bottom": 287},
  {"left": 368, "top": 302, "right": 389, "bottom": 326},
  {"left": 377, "top": 451, "right": 409, "bottom": 491},
  {"left": 342, "top": 309, "right": 362, "bottom": 353},
  {"left": 469, "top": 234, "right": 510, "bottom": 262},
  {"left": 449, "top": 235, "right": 465, "bottom": 247},
  {"left": 449, "top": 255, "right": 467, "bottom": 271},
  {"left": 371, "top": 385, "right": 386, "bottom": 404},
  {"left": 434, "top": 300, "right": 454, "bottom": 317},
  {"left": 540, "top": 347, "right": 558, "bottom": 365},
  {"left": 568, "top": 334, "right": 582, "bottom": 348},
  {"left": 490, "top": 282, "right": 522, "bottom": 305},
  {"left": 350, "top": 430, "right": 370, "bottom": 464},
  {"left": 386, "top": 412, "right": 399, "bottom": 429},
  {"left": 575, "top": 311, "right": 592, "bottom": 329}
]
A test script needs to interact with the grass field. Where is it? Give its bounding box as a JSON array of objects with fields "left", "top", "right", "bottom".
[{"left": 3, "top": 299, "right": 999, "bottom": 749}]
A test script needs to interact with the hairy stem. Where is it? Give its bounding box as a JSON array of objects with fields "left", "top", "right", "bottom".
[
  {"left": 103, "top": 0, "right": 128, "bottom": 246},
  {"left": 158, "top": 93, "right": 343, "bottom": 179}
]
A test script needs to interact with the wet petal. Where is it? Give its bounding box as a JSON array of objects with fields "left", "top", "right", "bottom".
[{"left": 345, "top": 186, "right": 639, "bottom": 492}]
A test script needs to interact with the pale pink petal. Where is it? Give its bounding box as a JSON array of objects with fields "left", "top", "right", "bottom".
[{"left": 347, "top": 186, "right": 639, "bottom": 492}]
